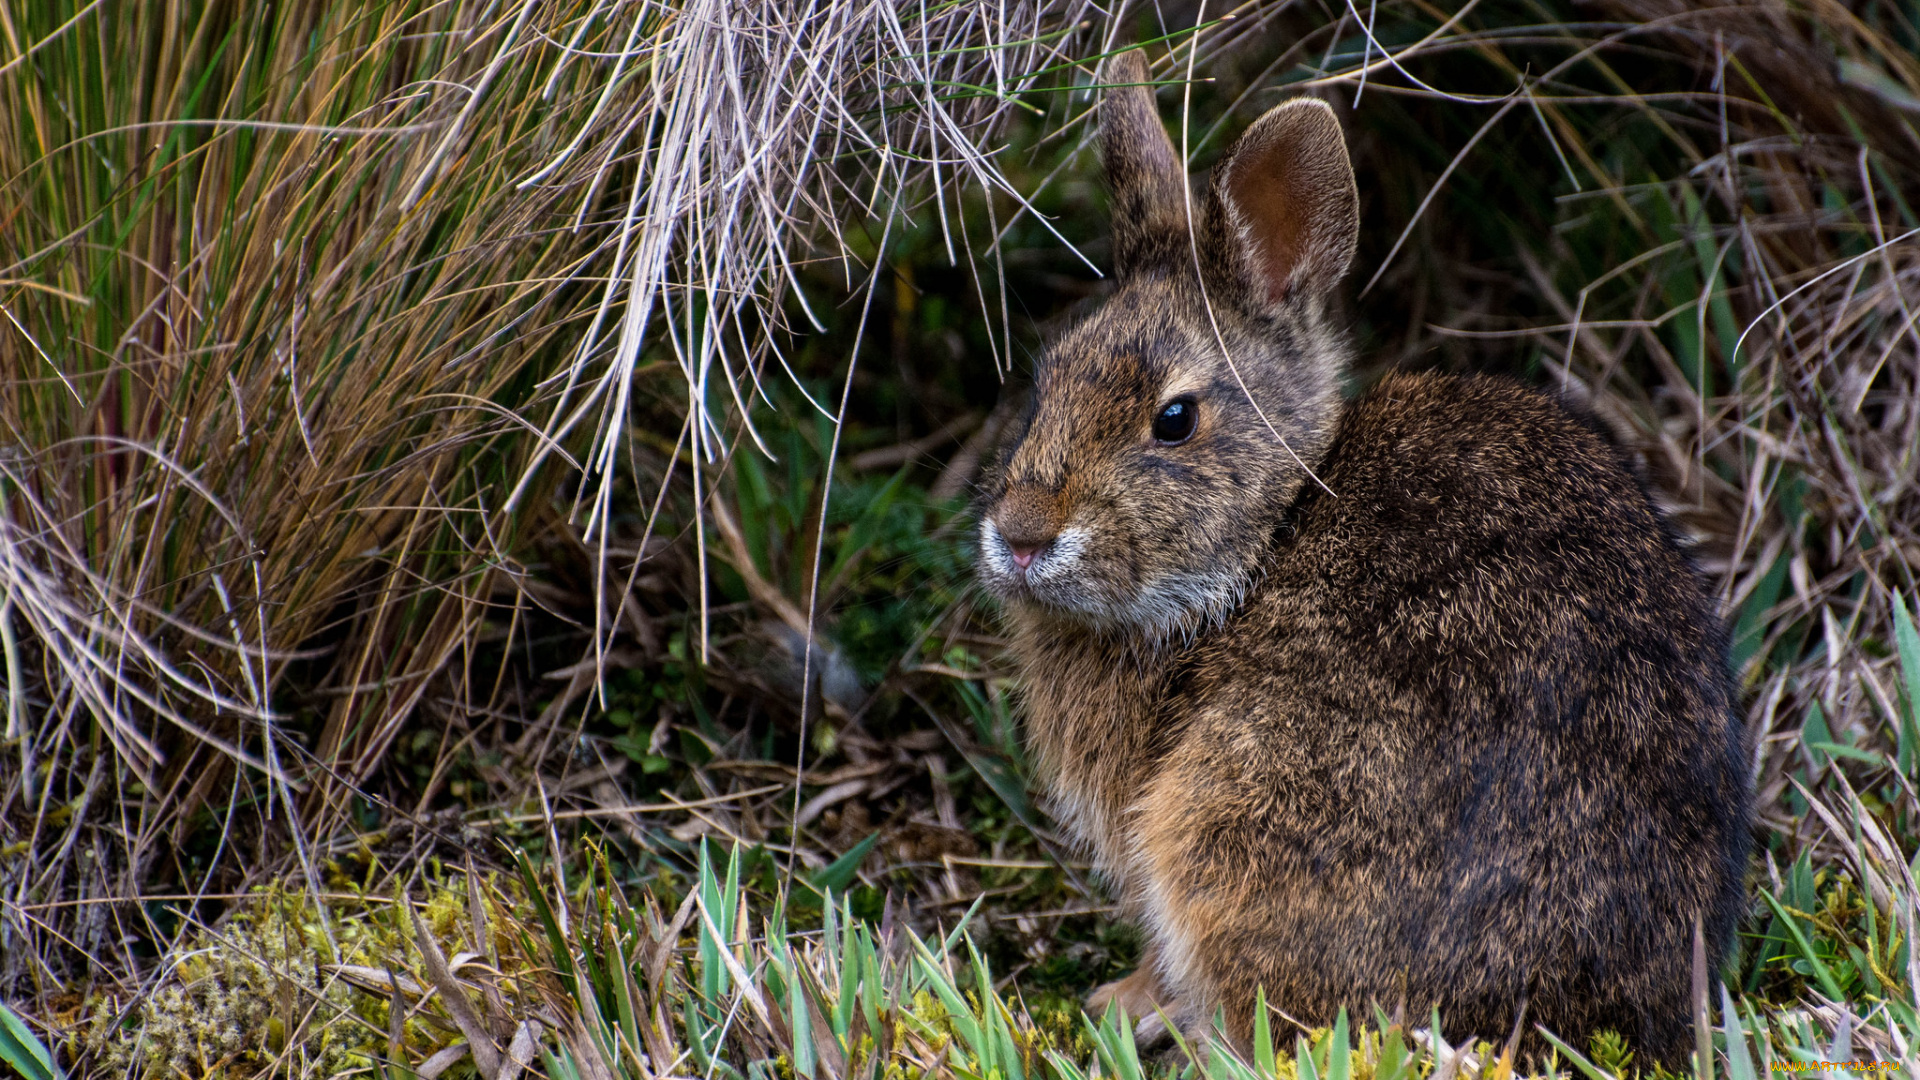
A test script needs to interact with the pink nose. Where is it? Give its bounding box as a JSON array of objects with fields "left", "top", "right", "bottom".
[{"left": 1009, "top": 543, "right": 1042, "bottom": 569}]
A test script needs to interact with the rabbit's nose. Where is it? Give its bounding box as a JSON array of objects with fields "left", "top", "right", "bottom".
[
  {"left": 993, "top": 483, "right": 1066, "bottom": 570},
  {"left": 995, "top": 518, "right": 1060, "bottom": 571},
  {"left": 1007, "top": 540, "right": 1048, "bottom": 569}
]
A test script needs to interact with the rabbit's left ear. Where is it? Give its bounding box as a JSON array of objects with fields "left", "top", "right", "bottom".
[{"left": 1203, "top": 98, "right": 1358, "bottom": 310}]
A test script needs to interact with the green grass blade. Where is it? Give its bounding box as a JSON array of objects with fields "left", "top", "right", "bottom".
[
  {"left": 1191, "top": 1012, "right": 1258, "bottom": 1080},
  {"left": 1759, "top": 889, "right": 1850, "bottom": 1002},
  {"left": 786, "top": 952, "right": 817, "bottom": 1079},
  {"left": 1534, "top": 1026, "right": 1617, "bottom": 1080},
  {"left": 1720, "top": 984, "right": 1758, "bottom": 1080},
  {"left": 1730, "top": 551, "right": 1788, "bottom": 678},
  {"left": 1891, "top": 593, "right": 1920, "bottom": 778},
  {"left": 513, "top": 849, "right": 578, "bottom": 997},
  {"left": 0, "top": 1002, "right": 58, "bottom": 1080},
  {"left": 1085, "top": 1003, "right": 1146, "bottom": 1080},
  {"left": 1374, "top": 1009, "right": 1413, "bottom": 1080},
  {"left": 723, "top": 839, "right": 744, "bottom": 968},
  {"left": 1327, "top": 1008, "right": 1351, "bottom": 1080},
  {"left": 1253, "top": 987, "right": 1277, "bottom": 1078},
  {"left": 859, "top": 926, "right": 883, "bottom": 1041},
  {"left": 1045, "top": 1050, "right": 1093, "bottom": 1080},
  {"left": 698, "top": 840, "right": 729, "bottom": 1003},
  {"left": 910, "top": 936, "right": 985, "bottom": 1063},
  {"left": 940, "top": 893, "right": 989, "bottom": 959},
  {"left": 1804, "top": 741, "right": 1887, "bottom": 767},
  {"left": 975, "top": 944, "right": 1026, "bottom": 1080},
  {"left": 608, "top": 929, "right": 645, "bottom": 1075},
  {"left": 1295, "top": 1031, "right": 1320, "bottom": 1080},
  {"left": 833, "top": 903, "right": 860, "bottom": 1040},
  {"left": 539, "top": 1046, "right": 582, "bottom": 1080},
  {"left": 810, "top": 830, "right": 881, "bottom": 896}
]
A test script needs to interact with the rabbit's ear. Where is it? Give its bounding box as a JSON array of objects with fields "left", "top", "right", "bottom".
[
  {"left": 1102, "top": 50, "right": 1188, "bottom": 279},
  {"left": 1204, "top": 98, "right": 1358, "bottom": 309}
]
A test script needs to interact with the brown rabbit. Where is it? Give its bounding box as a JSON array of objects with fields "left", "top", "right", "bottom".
[{"left": 976, "top": 50, "right": 1752, "bottom": 1066}]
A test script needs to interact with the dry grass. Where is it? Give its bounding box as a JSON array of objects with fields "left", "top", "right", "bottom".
[{"left": 0, "top": 0, "right": 1104, "bottom": 1001}]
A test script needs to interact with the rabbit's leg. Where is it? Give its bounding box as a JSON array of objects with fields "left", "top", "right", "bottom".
[{"left": 1088, "top": 950, "right": 1178, "bottom": 1043}]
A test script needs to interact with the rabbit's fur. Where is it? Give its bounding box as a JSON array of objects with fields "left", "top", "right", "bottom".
[{"left": 976, "top": 51, "right": 1752, "bottom": 1065}]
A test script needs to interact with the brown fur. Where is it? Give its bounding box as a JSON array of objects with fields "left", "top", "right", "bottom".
[{"left": 976, "top": 51, "right": 1752, "bottom": 1066}]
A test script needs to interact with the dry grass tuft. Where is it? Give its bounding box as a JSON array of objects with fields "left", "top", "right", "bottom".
[{"left": 0, "top": 0, "right": 1102, "bottom": 1005}]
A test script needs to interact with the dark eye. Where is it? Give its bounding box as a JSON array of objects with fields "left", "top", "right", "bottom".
[{"left": 1152, "top": 397, "right": 1198, "bottom": 445}]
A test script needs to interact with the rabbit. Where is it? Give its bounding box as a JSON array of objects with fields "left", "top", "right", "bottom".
[{"left": 975, "top": 50, "right": 1752, "bottom": 1067}]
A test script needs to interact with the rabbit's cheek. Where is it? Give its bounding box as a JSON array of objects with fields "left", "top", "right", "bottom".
[
  {"left": 976, "top": 518, "right": 1026, "bottom": 589},
  {"left": 1016, "top": 525, "right": 1085, "bottom": 580},
  {"left": 1124, "top": 565, "right": 1250, "bottom": 635}
]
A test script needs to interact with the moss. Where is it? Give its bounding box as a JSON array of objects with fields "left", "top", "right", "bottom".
[
  {"left": 73, "top": 877, "right": 525, "bottom": 1078},
  {"left": 78, "top": 892, "right": 380, "bottom": 1076}
]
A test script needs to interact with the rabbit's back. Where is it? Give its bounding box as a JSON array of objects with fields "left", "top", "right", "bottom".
[{"left": 1134, "top": 370, "right": 1751, "bottom": 1060}]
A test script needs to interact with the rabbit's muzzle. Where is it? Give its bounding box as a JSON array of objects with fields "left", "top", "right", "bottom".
[
  {"left": 979, "top": 511, "right": 1082, "bottom": 594},
  {"left": 990, "top": 483, "right": 1066, "bottom": 568},
  {"left": 977, "top": 484, "right": 1102, "bottom": 610}
]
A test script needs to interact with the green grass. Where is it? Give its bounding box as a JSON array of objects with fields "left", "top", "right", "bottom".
[{"left": 60, "top": 816, "right": 1920, "bottom": 1079}]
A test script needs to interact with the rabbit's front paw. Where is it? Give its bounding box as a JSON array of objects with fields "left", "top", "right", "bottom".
[{"left": 1088, "top": 963, "right": 1177, "bottom": 1044}]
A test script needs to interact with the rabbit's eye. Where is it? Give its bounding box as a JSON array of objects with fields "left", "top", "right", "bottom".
[{"left": 1152, "top": 397, "right": 1198, "bottom": 445}]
